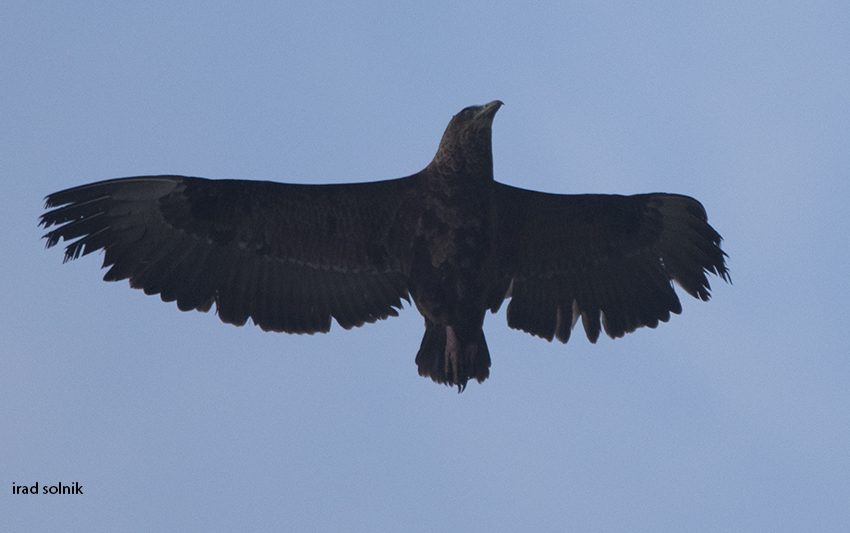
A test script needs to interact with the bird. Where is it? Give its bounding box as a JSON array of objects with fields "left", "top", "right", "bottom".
[{"left": 40, "top": 100, "right": 729, "bottom": 391}]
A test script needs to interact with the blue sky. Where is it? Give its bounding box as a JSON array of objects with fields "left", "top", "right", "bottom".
[{"left": 3, "top": 1, "right": 848, "bottom": 531}]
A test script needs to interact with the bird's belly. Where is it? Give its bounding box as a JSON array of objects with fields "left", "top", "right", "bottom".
[{"left": 408, "top": 206, "right": 496, "bottom": 327}]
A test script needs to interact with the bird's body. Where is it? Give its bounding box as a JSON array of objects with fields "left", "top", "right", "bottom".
[
  {"left": 41, "top": 101, "right": 729, "bottom": 391},
  {"left": 406, "top": 102, "right": 503, "bottom": 386}
]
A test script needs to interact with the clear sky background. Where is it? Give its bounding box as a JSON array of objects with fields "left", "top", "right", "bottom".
[{"left": 3, "top": 1, "right": 848, "bottom": 531}]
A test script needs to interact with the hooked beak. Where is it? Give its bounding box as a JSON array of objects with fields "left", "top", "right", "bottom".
[{"left": 475, "top": 100, "right": 503, "bottom": 121}]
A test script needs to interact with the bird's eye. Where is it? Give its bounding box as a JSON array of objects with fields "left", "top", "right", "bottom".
[{"left": 460, "top": 107, "right": 476, "bottom": 118}]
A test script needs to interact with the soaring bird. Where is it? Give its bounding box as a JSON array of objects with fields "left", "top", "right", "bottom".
[{"left": 40, "top": 100, "right": 729, "bottom": 391}]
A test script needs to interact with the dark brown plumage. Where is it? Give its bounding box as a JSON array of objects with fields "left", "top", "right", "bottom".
[{"left": 40, "top": 101, "right": 729, "bottom": 391}]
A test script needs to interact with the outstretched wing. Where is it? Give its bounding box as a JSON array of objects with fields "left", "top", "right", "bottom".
[
  {"left": 494, "top": 182, "right": 729, "bottom": 344},
  {"left": 41, "top": 175, "right": 417, "bottom": 334}
]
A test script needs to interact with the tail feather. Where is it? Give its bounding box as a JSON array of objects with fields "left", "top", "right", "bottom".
[{"left": 415, "top": 322, "right": 491, "bottom": 392}]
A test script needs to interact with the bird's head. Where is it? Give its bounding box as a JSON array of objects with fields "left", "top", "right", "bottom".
[{"left": 431, "top": 101, "right": 503, "bottom": 175}]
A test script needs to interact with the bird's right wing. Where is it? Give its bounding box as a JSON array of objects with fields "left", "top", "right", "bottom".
[
  {"left": 494, "top": 182, "right": 729, "bottom": 344},
  {"left": 40, "top": 175, "right": 420, "bottom": 334}
]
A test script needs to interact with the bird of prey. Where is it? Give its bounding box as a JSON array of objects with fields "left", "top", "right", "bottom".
[{"left": 40, "top": 100, "right": 729, "bottom": 391}]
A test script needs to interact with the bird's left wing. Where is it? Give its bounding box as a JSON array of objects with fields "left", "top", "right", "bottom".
[
  {"left": 493, "top": 182, "right": 729, "bottom": 344},
  {"left": 41, "top": 175, "right": 418, "bottom": 334}
]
